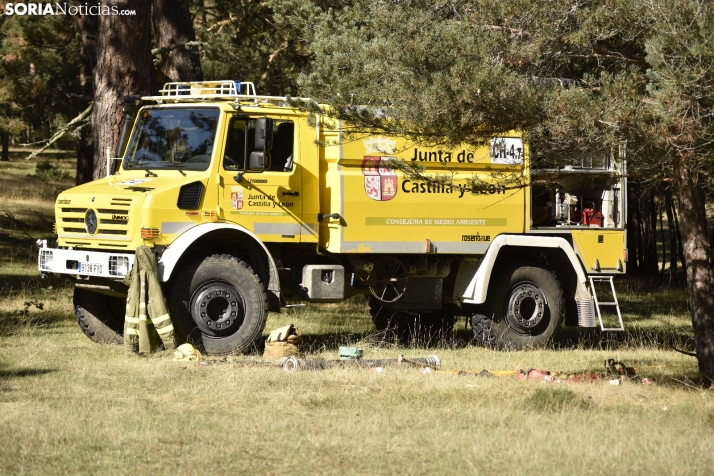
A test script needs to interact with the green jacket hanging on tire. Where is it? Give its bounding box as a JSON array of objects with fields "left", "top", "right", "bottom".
[{"left": 123, "top": 246, "right": 176, "bottom": 354}]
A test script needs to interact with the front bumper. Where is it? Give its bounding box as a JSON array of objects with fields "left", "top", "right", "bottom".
[{"left": 37, "top": 240, "right": 135, "bottom": 279}]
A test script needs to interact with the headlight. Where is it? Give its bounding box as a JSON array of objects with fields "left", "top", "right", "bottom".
[
  {"left": 39, "top": 250, "right": 54, "bottom": 270},
  {"left": 109, "top": 256, "right": 130, "bottom": 276}
]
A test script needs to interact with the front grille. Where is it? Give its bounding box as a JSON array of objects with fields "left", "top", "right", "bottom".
[
  {"left": 101, "top": 219, "right": 129, "bottom": 225},
  {"left": 177, "top": 181, "right": 204, "bottom": 209},
  {"left": 58, "top": 197, "right": 133, "bottom": 241},
  {"left": 97, "top": 209, "right": 129, "bottom": 214}
]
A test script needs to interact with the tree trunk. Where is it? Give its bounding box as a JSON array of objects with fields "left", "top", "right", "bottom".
[
  {"left": 659, "top": 202, "right": 666, "bottom": 274},
  {"left": 664, "top": 189, "right": 678, "bottom": 281},
  {"left": 674, "top": 159, "right": 714, "bottom": 380},
  {"left": 643, "top": 191, "right": 659, "bottom": 274},
  {"left": 673, "top": 196, "right": 687, "bottom": 276},
  {"left": 76, "top": 127, "right": 93, "bottom": 185},
  {"left": 72, "top": 7, "right": 98, "bottom": 89},
  {"left": 71, "top": 6, "right": 98, "bottom": 184},
  {"left": 152, "top": 0, "right": 203, "bottom": 83},
  {"left": 92, "top": 1, "right": 157, "bottom": 180},
  {"left": 627, "top": 186, "right": 641, "bottom": 274},
  {"left": 1, "top": 131, "right": 8, "bottom": 162}
]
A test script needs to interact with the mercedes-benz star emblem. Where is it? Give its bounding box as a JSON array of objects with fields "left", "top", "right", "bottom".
[{"left": 85, "top": 209, "right": 98, "bottom": 235}]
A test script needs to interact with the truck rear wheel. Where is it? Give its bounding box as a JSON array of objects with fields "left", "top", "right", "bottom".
[
  {"left": 369, "top": 297, "right": 455, "bottom": 345},
  {"left": 167, "top": 254, "right": 268, "bottom": 355},
  {"left": 73, "top": 288, "right": 124, "bottom": 344},
  {"left": 472, "top": 266, "right": 563, "bottom": 349}
]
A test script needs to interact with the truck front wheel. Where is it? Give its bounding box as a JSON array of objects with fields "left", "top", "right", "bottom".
[
  {"left": 472, "top": 266, "right": 563, "bottom": 349},
  {"left": 167, "top": 255, "right": 268, "bottom": 355},
  {"left": 73, "top": 288, "right": 124, "bottom": 344}
]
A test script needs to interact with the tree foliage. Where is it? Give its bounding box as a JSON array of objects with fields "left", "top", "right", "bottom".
[
  {"left": 191, "top": 0, "right": 314, "bottom": 95},
  {"left": 270, "top": 0, "right": 714, "bottom": 377},
  {"left": 0, "top": 13, "right": 86, "bottom": 153}
]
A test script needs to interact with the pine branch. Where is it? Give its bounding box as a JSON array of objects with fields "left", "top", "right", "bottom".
[
  {"left": 207, "top": 17, "right": 234, "bottom": 33},
  {"left": 152, "top": 41, "right": 207, "bottom": 67},
  {"left": 24, "top": 102, "right": 93, "bottom": 161},
  {"left": 260, "top": 40, "right": 290, "bottom": 82},
  {"left": 481, "top": 24, "right": 530, "bottom": 38},
  {"left": 673, "top": 347, "right": 698, "bottom": 357}
]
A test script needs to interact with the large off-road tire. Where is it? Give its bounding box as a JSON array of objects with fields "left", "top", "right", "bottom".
[
  {"left": 369, "top": 297, "right": 456, "bottom": 346},
  {"left": 471, "top": 266, "right": 563, "bottom": 350},
  {"left": 167, "top": 254, "right": 268, "bottom": 355},
  {"left": 73, "top": 287, "right": 125, "bottom": 344}
]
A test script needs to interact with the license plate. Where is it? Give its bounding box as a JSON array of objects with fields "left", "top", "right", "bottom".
[{"left": 79, "top": 262, "right": 103, "bottom": 274}]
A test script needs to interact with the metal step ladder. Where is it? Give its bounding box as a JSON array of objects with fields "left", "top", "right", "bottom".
[{"left": 589, "top": 276, "right": 624, "bottom": 331}]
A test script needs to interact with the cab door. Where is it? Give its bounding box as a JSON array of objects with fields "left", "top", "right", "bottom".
[{"left": 219, "top": 115, "right": 305, "bottom": 242}]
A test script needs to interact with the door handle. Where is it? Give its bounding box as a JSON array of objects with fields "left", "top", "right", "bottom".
[{"left": 281, "top": 190, "right": 300, "bottom": 196}]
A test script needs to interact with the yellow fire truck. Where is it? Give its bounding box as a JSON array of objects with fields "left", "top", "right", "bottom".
[{"left": 37, "top": 81, "right": 627, "bottom": 354}]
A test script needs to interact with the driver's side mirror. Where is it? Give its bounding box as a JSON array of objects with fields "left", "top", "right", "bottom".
[
  {"left": 249, "top": 151, "right": 271, "bottom": 170},
  {"left": 254, "top": 117, "right": 273, "bottom": 150}
]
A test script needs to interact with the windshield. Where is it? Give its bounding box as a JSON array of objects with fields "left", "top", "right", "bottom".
[{"left": 122, "top": 108, "right": 220, "bottom": 171}]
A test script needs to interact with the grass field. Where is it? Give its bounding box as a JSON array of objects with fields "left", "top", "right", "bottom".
[{"left": 1, "top": 153, "right": 712, "bottom": 475}]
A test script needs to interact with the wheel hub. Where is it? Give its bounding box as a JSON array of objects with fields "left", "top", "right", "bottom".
[
  {"left": 506, "top": 283, "right": 546, "bottom": 332},
  {"left": 190, "top": 282, "right": 245, "bottom": 336}
]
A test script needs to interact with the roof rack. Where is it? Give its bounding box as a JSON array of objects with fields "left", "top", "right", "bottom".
[
  {"left": 141, "top": 80, "right": 315, "bottom": 107},
  {"left": 159, "top": 80, "right": 257, "bottom": 98}
]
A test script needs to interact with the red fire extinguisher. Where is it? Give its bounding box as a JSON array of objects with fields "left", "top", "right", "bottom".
[{"left": 582, "top": 208, "right": 604, "bottom": 227}]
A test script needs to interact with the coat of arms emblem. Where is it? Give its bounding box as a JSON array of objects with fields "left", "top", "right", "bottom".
[{"left": 362, "top": 136, "right": 398, "bottom": 201}]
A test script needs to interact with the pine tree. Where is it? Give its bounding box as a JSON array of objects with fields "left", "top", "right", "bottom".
[
  {"left": 272, "top": 0, "right": 714, "bottom": 378},
  {"left": 191, "top": 0, "right": 315, "bottom": 96},
  {"left": 153, "top": 0, "right": 203, "bottom": 83},
  {"left": 91, "top": 1, "right": 156, "bottom": 179},
  {"left": 642, "top": 0, "right": 714, "bottom": 378},
  {"left": 70, "top": 6, "right": 98, "bottom": 184},
  {"left": 0, "top": 12, "right": 84, "bottom": 161}
]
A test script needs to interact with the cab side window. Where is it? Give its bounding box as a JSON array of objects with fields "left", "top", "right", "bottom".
[
  {"left": 223, "top": 117, "right": 247, "bottom": 170},
  {"left": 269, "top": 121, "right": 294, "bottom": 172}
]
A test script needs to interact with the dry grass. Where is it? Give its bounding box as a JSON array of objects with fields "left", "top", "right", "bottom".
[
  {"left": 1, "top": 154, "right": 712, "bottom": 475},
  {"left": 0, "top": 150, "right": 74, "bottom": 233},
  {"left": 0, "top": 279, "right": 711, "bottom": 475}
]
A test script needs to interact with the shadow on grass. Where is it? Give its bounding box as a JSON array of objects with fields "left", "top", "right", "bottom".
[
  {"left": 556, "top": 326, "right": 695, "bottom": 352},
  {"left": 0, "top": 298, "right": 74, "bottom": 337},
  {"left": 616, "top": 276, "right": 690, "bottom": 318},
  {"left": 284, "top": 321, "right": 697, "bottom": 357},
  {"left": 294, "top": 326, "right": 480, "bottom": 354},
  {"left": 0, "top": 368, "right": 56, "bottom": 380},
  {"left": 0, "top": 309, "right": 71, "bottom": 338},
  {"left": 0, "top": 232, "right": 57, "bottom": 298}
]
